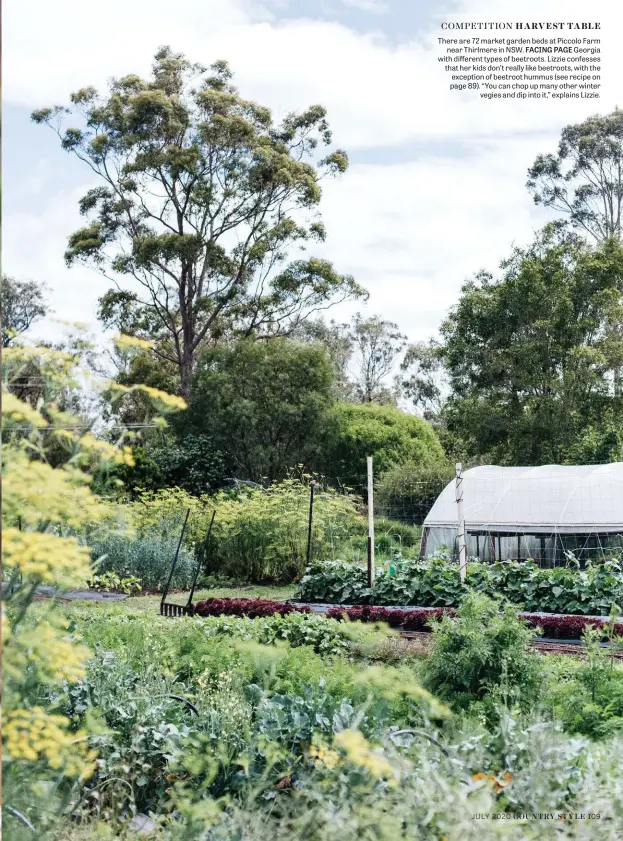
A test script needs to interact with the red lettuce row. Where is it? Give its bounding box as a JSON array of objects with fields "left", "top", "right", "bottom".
[
  {"left": 325, "top": 605, "right": 623, "bottom": 639},
  {"left": 528, "top": 612, "right": 622, "bottom": 639},
  {"left": 325, "top": 605, "right": 450, "bottom": 630},
  {"left": 190, "top": 598, "right": 622, "bottom": 639},
  {"left": 192, "top": 597, "right": 311, "bottom": 618}
]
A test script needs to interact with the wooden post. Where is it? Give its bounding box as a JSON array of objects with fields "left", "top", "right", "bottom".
[
  {"left": 455, "top": 463, "right": 467, "bottom": 583},
  {"left": 367, "top": 456, "right": 375, "bottom": 588}
]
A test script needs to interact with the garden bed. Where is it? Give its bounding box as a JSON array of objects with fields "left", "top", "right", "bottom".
[
  {"left": 296, "top": 557, "right": 623, "bottom": 617},
  {"left": 193, "top": 597, "right": 311, "bottom": 618},
  {"left": 188, "top": 596, "right": 622, "bottom": 642},
  {"left": 319, "top": 604, "right": 623, "bottom": 641}
]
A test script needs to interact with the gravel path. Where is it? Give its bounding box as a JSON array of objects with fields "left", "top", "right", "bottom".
[{"left": 36, "top": 587, "right": 128, "bottom": 602}]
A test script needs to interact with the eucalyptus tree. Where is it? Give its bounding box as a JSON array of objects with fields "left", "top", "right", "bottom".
[
  {"left": 1, "top": 275, "right": 49, "bottom": 347},
  {"left": 440, "top": 227, "right": 623, "bottom": 464},
  {"left": 348, "top": 313, "right": 406, "bottom": 404},
  {"left": 527, "top": 109, "right": 623, "bottom": 242},
  {"left": 33, "top": 48, "right": 364, "bottom": 397}
]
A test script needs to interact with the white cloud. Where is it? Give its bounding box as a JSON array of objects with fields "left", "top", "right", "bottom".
[
  {"left": 3, "top": 135, "right": 553, "bottom": 345},
  {"left": 2, "top": 183, "right": 110, "bottom": 341},
  {"left": 3, "top": 0, "right": 250, "bottom": 107},
  {"left": 5, "top": 0, "right": 620, "bottom": 146},
  {"left": 318, "top": 135, "right": 555, "bottom": 336},
  {"left": 340, "top": 0, "right": 389, "bottom": 14},
  {"left": 3, "top": 0, "right": 621, "bottom": 344}
]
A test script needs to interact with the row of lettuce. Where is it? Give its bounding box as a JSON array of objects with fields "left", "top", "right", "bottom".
[{"left": 191, "top": 596, "right": 623, "bottom": 640}]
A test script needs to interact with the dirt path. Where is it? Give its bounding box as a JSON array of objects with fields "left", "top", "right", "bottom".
[{"left": 397, "top": 630, "right": 623, "bottom": 660}]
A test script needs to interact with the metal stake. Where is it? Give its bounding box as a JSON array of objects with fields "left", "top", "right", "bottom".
[
  {"left": 306, "top": 481, "right": 316, "bottom": 567},
  {"left": 367, "top": 456, "right": 375, "bottom": 588},
  {"left": 160, "top": 508, "right": 190, "bottom": 613},
  {"left": 187, "top": 509, "right": 216, "bottom": 609}
]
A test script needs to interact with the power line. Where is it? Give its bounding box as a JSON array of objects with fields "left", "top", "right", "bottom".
[{"left": 3, "top": 423, "right": 162, "bottom": 432}]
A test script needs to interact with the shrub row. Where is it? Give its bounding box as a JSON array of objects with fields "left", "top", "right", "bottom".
[
  {"left": 296, "top": 557, "right": 623, "bottom": 616},
  {"left": 126, "top": 485, "right": 426, "bottom": 586},
  {"left": 325, "top": 604, "right": 623, "bottom": 640},
  {"left": 192, "top": 597, "right": 311, "bottom": 619},
  {"left": 130, "top": 482, "right": 363, "bottom": 584}
]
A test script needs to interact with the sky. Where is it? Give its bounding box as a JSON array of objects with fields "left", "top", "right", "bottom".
[{"left": 3, "top": 0, "right": 621, "bottom": 346}]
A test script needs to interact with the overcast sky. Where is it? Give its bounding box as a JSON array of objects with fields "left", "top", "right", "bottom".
[{"left": 3, "top": 0, "right": 620, "bottom": 345}]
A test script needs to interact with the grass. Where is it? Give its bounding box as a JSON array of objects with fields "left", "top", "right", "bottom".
[
  {"left": 58, "top": 583, "right": 298, "bottom": 617},
  {"left": 56, "top": 828, "right": 145, "bottom": 841}
]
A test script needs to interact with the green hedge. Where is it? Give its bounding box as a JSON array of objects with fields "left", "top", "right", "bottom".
[{"left": 296, "top": 557, "right": 623, "bottom": 616}]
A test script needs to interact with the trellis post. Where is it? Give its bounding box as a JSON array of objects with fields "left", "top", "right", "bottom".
[
  {"left": 367, "top": 456, "right": 375, "bottom": 588},
  {"left": 456, "top": 462, "right": 467, "bottom": 583}
]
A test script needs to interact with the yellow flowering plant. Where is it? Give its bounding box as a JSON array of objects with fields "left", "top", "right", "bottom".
[
  {"left": 4, "top": 708, "right": 97, "bottom": 779},
  {"left": 2, "top": 337, "right": 186, "bottom": 834},
  {"left": 333, "top": 730, "right": 397, "bottom": 784},
  {"left": 309, "top": 740, "right": 340, "bottom": 771}
]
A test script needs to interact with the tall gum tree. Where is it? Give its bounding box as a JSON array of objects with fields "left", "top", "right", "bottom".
[
  {"left": 1, "top": 275, "right": 50, "bottom": 347},
  {"left": 527, "top": 109, "right": 623, "bottom": 397},
  {"left": 348, "top": 313, "right": 406, "bottom": 404},
  {"left": 527, "top": 109, "right": 623, "bottom": 243},
  {"left": 33, "top": 48, "right": 365, "bottom": 397}
]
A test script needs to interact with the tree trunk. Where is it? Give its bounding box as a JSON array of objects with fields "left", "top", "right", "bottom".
[{"left": 179, "top": 348, "right": 195, "bottom": 401}]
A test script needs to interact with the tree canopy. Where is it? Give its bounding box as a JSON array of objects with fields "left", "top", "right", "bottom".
[
  {"left": 1, "top": 275, "right": 49, "bottom": 347},
  {"left": 33, "top": 48, "right": 365, "bottom": 396},
  {"left": 291, "top": 317, "right": 355, "bottom": 401},
  {"left": 322, "top": 402, "right": 447, "bottom": 489},
  {"left": 527, "top": 109, "right": 623, "bottom": 242},
  {"left": 440, "top": 227, "right": 623, "bottom": 465},
  {"left": 183, "top": 337, "right": 336, "bottom": 482},
  {"left": 347, "top": 313, "right": 405, "bottom": 404},
  {"left": 400, "top": 338, "right": 447, "bottom": 423},
  {"left": 293, "top": 313, "right": 406, "bottom": 405},
  {"left": 111, "top": 432, "right": 226, "bottom": 497}
]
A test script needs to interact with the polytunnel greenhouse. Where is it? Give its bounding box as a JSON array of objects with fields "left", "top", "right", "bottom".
[{"left": 420, "top": 463, "right": 623, "bottom": 567}]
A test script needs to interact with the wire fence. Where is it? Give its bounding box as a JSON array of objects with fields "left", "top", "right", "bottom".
[
  {"left": 277, "top": 467, "right": 623, "bottom": 570},
  {"left": 301, "top": 473, "right": 449, "bottom": 525},
  {"left": 219, "top": 469, "right": 623, "bottom": 570},
  {"left": 293, "top": 473, "right": 448, "bottom": 567}
]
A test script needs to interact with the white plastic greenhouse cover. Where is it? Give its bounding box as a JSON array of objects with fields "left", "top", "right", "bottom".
[{"left": 424, "top": 463, "right": 623, "bottom": 534}]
